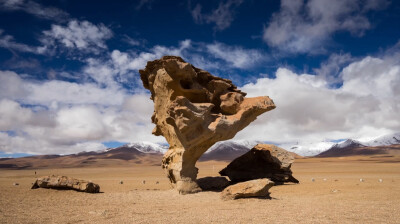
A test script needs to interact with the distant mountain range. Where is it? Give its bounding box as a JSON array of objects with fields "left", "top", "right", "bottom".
[
  {"left": 0, "top": 132, "right": 399, "bottom": 169},
  {"left": 317, "top": 133, "right": 400, "bottom": 157},
  {"left": 0, "top": 140, "right": 261, "bottom": 169},
  {"left": 0, "top": 145, "right": 163, "bottom": 169},
  {"left": 282, "top": 132, "right": 400, "bottom": 156}
]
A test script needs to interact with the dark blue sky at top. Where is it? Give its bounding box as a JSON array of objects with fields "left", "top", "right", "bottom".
[{"left": 1, "top": 0, "right": 399, "bottom": 85}]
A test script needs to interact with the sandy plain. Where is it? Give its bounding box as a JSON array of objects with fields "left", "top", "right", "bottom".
[{"left": 1, "top": 157, "right": 400, "bottom": 224}]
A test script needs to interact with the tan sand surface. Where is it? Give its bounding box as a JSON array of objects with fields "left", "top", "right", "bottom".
[{"left": 1, "top": 158, "right": 400, "bottom": 223}]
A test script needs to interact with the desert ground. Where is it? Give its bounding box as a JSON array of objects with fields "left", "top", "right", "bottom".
[{"left": 1, "top": 157, "right": 400, "bottom": 223}]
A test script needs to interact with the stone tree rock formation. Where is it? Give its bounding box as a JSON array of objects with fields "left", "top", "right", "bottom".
[
  {"left": 139, "top": 56, "right": 276, "bottom": 194},
  {"left": 219, "top": 144, "right": 299, "bottom": 184}
]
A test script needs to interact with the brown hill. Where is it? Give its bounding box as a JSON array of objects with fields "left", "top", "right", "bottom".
[
  {"left": 317, "top": 144, "right": 400, "bottom": 157},
  {"left": 0, "top": 146, "right": 163, "bottom": 169}
]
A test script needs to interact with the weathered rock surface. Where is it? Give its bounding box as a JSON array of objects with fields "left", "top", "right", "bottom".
[
  {"left": 219, "top": 144, "right": 299, "bottom": 184},
  {"left": 220, "top": 178, "right": 274, "bottom": 200},
  {"left": 197, "top": 176, "right": 230, "bottom": 191},
  {"left": 31, "top": 175, "right": 100, "bottom": 193},
  {"left": 139, "top": 56, "right": 275, "bottom": 194}
]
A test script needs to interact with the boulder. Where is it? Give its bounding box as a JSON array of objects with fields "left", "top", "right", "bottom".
[
  {"left": 221, "top": 178, "right": 274, "bottom": 200},
  {"left": 139, "top": 56, "right": 276, "bottom": 194},
  {"left": 31, "top": 175, "right": 100, "bottom": 193},
  {"left": 219, "top": 144, "right": 299, "bottom": 184},
  {"left": 197, "top": 176, "right": 230, "bottom": 191}
]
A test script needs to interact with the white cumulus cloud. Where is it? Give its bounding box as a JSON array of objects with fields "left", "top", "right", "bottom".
[
  {"left": 41, "top": 20, "right": 113, "bottom": 54},
  {"left": 235, "top": 52, "right": 400, "bottom": 145},
  {"left": 263, "top": 0, "right": 390, "bottom": 54}
]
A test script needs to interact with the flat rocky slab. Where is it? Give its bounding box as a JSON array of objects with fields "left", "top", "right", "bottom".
[
  {"left": 31, "top": 175, "right": 100, "bottom": 193},
  {"left": 221, "top": 178, "right": 274, "bottom": 200}
]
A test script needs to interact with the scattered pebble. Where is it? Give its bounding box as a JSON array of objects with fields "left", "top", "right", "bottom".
[
  {"left": 142, "top": 180, "right": 146, "bottom": 184},
  {"left": 156, "top": 181, "right": 159, "bottom": 184},
  {"left": 120, "top": 180, "right": 124, "bottom": 184},
  {"left": 331, "top": 189, "right": 339, "bottom": 193},
  {"left": 360, "top": 178, "right": 364, "bottom": 182},
  {"left": 13, "top": 182, "right": 19, "bottom": 186},
  {"left": 378, "top": 179, "right": 383, "bottom": 183},
  {"left": 311, "top": 178, "right": 315, "bottom": 182},
  {"left": 334, "top": 179, "right": 339, "bottom": 182}
]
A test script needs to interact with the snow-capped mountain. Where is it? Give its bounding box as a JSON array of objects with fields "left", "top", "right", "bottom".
[
  {"left": 200, "top": 140, "right": 262, "bottom": 161},
  {"left": 281, "top": 132, "right": 400, "bottom": 157},
  {"left": 363, "top": 132, "right": 400, "bottom": 146},
  {"left": 103, "top": 142, "right": 168, "bottom": 154},
  {"left": 330, "top": 139, "right": 365, "bottom": 149},
  {"left": 206, "top": 139, "right": 262, "bottom": 153},
  {"left": 279, "top": 141, "right": 335, "bottom": 157},
  {"left": 124, "top": 142, "right": 168, "bottom": 154}
]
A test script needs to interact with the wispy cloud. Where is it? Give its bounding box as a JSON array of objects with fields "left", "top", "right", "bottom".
[
  {"left": 0, "top": 29, "right": 41, "bottom": 54},
  {"left": 263, "top": 0, "right": 390, "bottom": 54},
  {"left": 206, "top": 42, "right": 268, "bottom": 69},
  {"left": 0, "top": 19, "right": 113, "bottom": 57},
  {"left": 0, "top": 0, "right": 69, "bottom": 22},
  {"left": 40, "top": 20, "right": 113, "bottom": 55},
  {"left": 190, "top": 0, "right": 243, "bottom": 31},
  {"left": 135, "top": 0, "right": 155, "bottom": 10}
]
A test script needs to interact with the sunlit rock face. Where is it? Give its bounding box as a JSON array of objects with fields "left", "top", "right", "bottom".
[{"left": 139, "top": 56, "right": 276, "bottom": 194}]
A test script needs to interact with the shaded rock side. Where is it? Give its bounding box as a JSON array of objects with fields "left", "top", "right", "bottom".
[
  {"left": 221, "top": 178, "right": 274, "bottom": 200},
  {"left": 31, "top": 175, "right": 100, "bottom": 193},
  {"left": 139, "top": 56, "right": 276, "bottom": 194},
  {"left": 197, "top": 176, "right": 230, "bottom": 191},
  {"left": 219, "top": 144, "right": 299, "bottom": 184}
]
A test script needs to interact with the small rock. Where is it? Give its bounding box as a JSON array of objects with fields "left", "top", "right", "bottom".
[
  {"left": 311, "top": 178, "right": 315, "bottom": 182},
  {"left": 378, "top": 179, "right": 383, "bottom": 183},
  {"left": 13, "top": 182, "right": 19, "bottom": 186},
  {"left": 142, "top": 180, "right": 146, "bottom": 184},
  {"left": 360, "top": 178, "right": 364, "bottom": 182},
  {"left": 323, "top": 178, "right": 327, "bottom": 181},
  {"left": 220, "top": 178, "right": 274, "bottom": 200},
  {"left": 120, "top": 180, "right": 123, "bottom": 184},
  {"left": 156, "top": 181, "right": 159, "bottom": 184}
]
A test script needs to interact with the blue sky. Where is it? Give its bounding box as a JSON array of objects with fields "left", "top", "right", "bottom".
[{"left": 0, "top": 0, "right": 399, "bottom": 156}]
